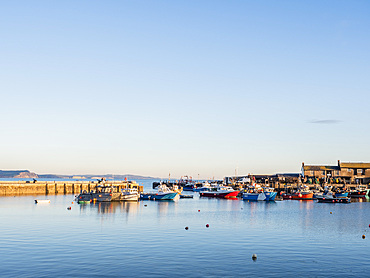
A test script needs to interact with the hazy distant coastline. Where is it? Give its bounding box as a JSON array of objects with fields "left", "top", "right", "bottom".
[{"left": 0, "top": 170, "right": 157, "bottom": 180}]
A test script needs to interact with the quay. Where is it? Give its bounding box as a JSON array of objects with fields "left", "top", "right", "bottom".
[{"left": 0, "top": 180, "right": 143, "bottom": 196}]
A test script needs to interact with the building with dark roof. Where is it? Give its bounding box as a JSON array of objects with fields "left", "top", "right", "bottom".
[{"left": 302, "top": 160, "right": 370, "bottom": 184}]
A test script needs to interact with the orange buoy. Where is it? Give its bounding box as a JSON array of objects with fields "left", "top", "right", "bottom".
[
  {"left": 362, "top": 235, "right": 366, "bottom": 239},
  {"left": 206, "top": 224, "right": 209, "bottom": 228},
  {"left": 198, "top": 210, "right": 200, "bottom": 212},
  {"left": 330, "top": 212, "right": 332, "bottom": 214}
]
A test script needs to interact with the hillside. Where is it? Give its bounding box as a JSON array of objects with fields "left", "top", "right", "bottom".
[{"left": 0, "top": 170, "right": 157, "bottom": 180}]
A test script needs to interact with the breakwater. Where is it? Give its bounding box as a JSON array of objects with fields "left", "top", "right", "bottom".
[{"left": 0, "top": 181, "right": 143, "bottom": 196}]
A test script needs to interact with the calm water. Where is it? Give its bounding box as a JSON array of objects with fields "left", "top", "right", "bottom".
[{"left": 1, "top": 179, "right": 370, "bottom": 277}]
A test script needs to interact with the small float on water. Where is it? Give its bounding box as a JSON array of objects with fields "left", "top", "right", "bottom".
[{"left": 35, "top": 199, "right": 50, "bottom": 204}]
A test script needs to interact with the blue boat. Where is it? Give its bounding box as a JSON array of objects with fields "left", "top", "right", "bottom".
[
  {"left": 140, "top": 192, "right": 178, "bottom": 200},
  {"left": 335, "top": 192, "right": 348, "bottom": 198},
  {"left": 242, "top": 192, "right": 263, "bottom": 201},
  {"left": 242, "top": 185, "right": 277, "bottom": 201},
  {"left": 264, "top": 191, "right": 278, "bottom": 201},
  {"left": 140, "top": 184, "right": 179, "bottom": 201}
]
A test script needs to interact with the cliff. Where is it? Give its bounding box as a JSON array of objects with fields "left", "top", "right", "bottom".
[{"left": 0, "top": 170, "right": 38, "bottom": 179}]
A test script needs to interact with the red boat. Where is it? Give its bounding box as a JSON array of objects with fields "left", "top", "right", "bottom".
[
  {"left": 199, "top": 186, "right": 240, "bottom": 199},
  {"left": 282, "top": 191, "right": 314, "bottom": 200}
]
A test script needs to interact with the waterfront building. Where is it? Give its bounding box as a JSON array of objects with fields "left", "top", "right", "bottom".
[{"left": 302, "top": 160, "right": 370, "bottom": 184}]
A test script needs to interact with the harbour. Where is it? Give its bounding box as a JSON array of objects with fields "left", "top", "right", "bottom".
[{"left": 1, "top": 179, "right": 370, "bottom": 277}]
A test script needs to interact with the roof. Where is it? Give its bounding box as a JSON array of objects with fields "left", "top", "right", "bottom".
[
  {"left": 303, "top": 165, "right": 340, "bottom": 171},
  {"left": 340, "top": 162, "right": 370, "bottom": 169}
]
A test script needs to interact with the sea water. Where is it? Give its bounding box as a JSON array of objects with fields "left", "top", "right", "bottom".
[{"left": 1, "top": 179, "right": 370, "bottom": 277}]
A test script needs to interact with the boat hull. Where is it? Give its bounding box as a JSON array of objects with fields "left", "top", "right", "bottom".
[
  {"left": 242, "top": 193, "right": 265, "bottom": 201},
  {"left": 140, "top": 192, "right": 179, "bottom": 201},
  {"left": 121, "top": 194, "right": 139, "bottom": 201},
  {"left": 200, "top": 190, "right": 239, "bottom": 199},
  {"left": 264, "top": 192, "right": 277, "bottom": 201},
  {"left": 348, "top": 191, "right": 367, "bottom": 198},
  {"left": 282, "top": 192, "right": 314, "bottom": 200},
  {"left": 334, "top": 192, "right": 349, "bottom": 198},
  {"left": 317, "top": 197, "right": 351, "bottom": 203}
]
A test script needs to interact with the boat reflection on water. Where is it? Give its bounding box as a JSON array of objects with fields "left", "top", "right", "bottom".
[{"left": 78, "top": 201, "right": 141, "bottom": 215}]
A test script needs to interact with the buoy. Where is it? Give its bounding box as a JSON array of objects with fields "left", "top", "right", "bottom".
[
  {"left": 185, "top": 227, "right": 189, "bottom": 230},
  {"left": 368, "top": 224, "right": 370, "bottom": 228},
  {"left": 67, "top": 207, "right": 71, "bottom": 210},
  {"left": 330, "top": 212, "right": 332, "bottom": 214},
  {"left": 362, "top": 235, "right": 366, "bottom": 239},
  {"left": 198, "top": 210, "right": 200, "bottom": 212},
  {"left": 71, "top": 202, "right": 74, "bottom": 204},
  {"left": 241, "top": 208, "right": 243, "bottom": 210},
  {"left": 144, "top": 204, "right": 147, "bottom": 207},
  {"left": 252, "top": 254, "right": 257, "bottom": 260},
  {"left": 206, "top": 224, "right": 209, "bottom": 228}
]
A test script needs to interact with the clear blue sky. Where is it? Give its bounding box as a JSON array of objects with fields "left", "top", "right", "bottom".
[{"left": 1, "top": 1, "right": 369, "bottom": 179}]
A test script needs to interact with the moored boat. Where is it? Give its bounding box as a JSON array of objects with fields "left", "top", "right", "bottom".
[
  {"left": 199, "top": 185, "right": 239, "bottom": 199},
  {"left": 121, "top": 187, "right": 140, "bottom": 201},
  {"left": 140, "top": 184, "right": 179, "bottom": 201},
  {"left": 348, "top": 186, "right": 368, "bottom": 198},
  {"left": 262, "top": 187, "right": 278, "bottom": 201},
  {"left": 316, "top": 192, "right": 351, "bottom": 203},
  {"left": 242, "top": 185, "right": 277, "bottom": 201},
  {"left": 242, "top": 185, "right": 266, "bottom": 201}
]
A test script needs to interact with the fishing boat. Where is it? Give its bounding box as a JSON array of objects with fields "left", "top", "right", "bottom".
[
  {"left": 242, "top": 185, "right": 266, "bottom": 201},
  {"left": 121, "top": 187, "right": 140, "bottom": 201},
  {"left": 140, "top": 184, "right": 179, "bottom": 201},
  {"left": 316, "top": 192, "right": 351, "bottom": 203},
  {"left": 333, "top": 191, "right": 349, "bottom": 198},
  {"left": 262, "top": 187, "right": 278, "bottom": 201},
  {"left": 348, "top": 185, "right": 368, "bottom": 198},
  {"left": 193, "top": 181, "right": 212, "bottom": 192},
  {"left": 242, "top": 185, "right": 277, "bottom": 201},
  {"left": 76, "top": 186, "right": 121, "bottom": 202},
  {"left": 199, "top": 185, "right": 239, "bottom": 199},
  {"left": 282, "top": 185, "right": 314, "bottom": 200}
]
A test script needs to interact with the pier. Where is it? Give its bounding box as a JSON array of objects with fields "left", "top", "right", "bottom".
[{"left": 0, "top": 181, "right": 143, "bottom": 196}]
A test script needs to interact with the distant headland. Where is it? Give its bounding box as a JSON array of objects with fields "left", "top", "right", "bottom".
[{"left": 0, "top": 170, "right": 157, "bottom": 180}]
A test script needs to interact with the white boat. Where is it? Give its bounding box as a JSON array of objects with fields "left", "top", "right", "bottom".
[
  {"left": 35, "top": 199, "right": 50, "bottom": 204},
  {"left": 121, "top": 187, "right": 139, "bottom": 201}
]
